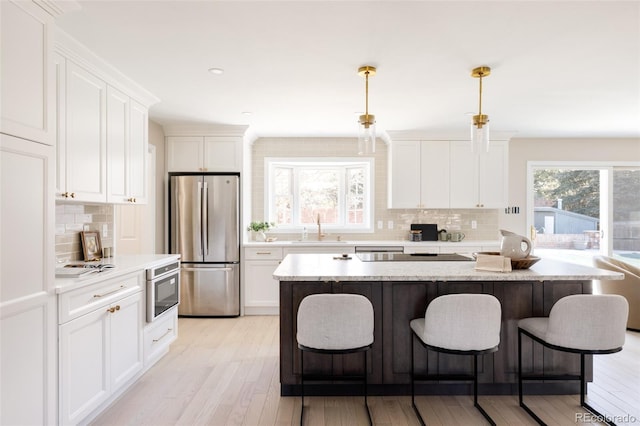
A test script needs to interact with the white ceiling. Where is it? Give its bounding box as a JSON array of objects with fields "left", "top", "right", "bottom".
[{"left": 55, "top": 1, "right": 640, "bottom": 139}]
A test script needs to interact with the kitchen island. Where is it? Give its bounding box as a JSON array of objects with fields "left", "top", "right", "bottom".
[{"left": 274, "top": 253, "right": 624, "bottom": 396}]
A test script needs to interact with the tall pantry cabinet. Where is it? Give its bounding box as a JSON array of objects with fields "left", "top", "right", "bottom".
[{"left": 0, "top": 1, "right": 72, "bottom": 424}]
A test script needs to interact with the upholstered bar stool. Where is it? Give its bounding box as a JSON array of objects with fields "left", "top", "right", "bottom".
[
  {"left": 296, "top": 293, "right": 374, "bottom": 425},
  {"left": 410, "top": 294, "right": 502, "bottom": 426},
  {"left": 518, "top": 294, "right": 629, "bottom": 426}
]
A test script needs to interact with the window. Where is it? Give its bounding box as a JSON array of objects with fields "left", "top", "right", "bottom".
[
  {"left": 528, "top": 161, "right": 640, "bottom": 267},
  {"left": 265, "top": 158, "right": 374, "bottom": 232}
]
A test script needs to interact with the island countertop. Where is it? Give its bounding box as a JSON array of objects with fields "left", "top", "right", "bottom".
[{"left": 273, "top": 253, "right": 624, "bottom": 282}]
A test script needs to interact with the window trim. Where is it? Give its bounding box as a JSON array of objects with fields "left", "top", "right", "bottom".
[{"left": 264, "top": 157, "right": 375, "bottom": 233}]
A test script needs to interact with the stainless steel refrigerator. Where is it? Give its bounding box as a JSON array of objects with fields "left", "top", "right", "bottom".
[{"left": 169, "top": 173, "right": 240, "bottom": 316}]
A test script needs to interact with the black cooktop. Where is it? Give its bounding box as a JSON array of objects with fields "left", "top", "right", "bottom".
[{"left": 356, "top": 253, "right": 473, "bottom": 262}]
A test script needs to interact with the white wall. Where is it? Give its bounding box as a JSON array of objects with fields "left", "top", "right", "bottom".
[{"left": 148, "top": 120, "right": 165, "bottom": 253}]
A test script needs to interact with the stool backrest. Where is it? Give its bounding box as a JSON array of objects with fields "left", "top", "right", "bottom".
[
  {"left": 423, "top": 293, "right": 501, "bottom": 351},
  {"left": 297, "top": 293, "right": 374, "bottom": 350},
  {"left": 546, "top": 294, "right": 628, "bottom": 351}
]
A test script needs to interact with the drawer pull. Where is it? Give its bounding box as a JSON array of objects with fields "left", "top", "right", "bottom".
[
  {"left": 93, "top": 285, "right": 126, "bottom": 298},
  {"left": 152, "top": 328, "right": 174, "bottom": 343},
  {"left": 256, "top": 251, "right": 272, "bottom": 255}
]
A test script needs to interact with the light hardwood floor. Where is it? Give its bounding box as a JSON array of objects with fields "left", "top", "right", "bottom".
[{"left": 91, "top": 316, "right": 640, "bottom": 426}]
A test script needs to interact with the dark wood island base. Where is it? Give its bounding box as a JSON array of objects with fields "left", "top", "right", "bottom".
[{"left": 279, "top": 279, "right": 594, "bottom": 396}]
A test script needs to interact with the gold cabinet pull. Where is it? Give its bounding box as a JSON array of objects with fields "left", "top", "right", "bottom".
[
  {"left": 106, "top": 305, "right": 121, "bottom": 314},
  {"left": 127, "top": 197, "right": 137, "bottom": 203}
]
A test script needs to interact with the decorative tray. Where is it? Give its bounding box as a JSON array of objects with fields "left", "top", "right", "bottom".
[{"left": 473, "top": 252, "right": 541, "bottom": 270}]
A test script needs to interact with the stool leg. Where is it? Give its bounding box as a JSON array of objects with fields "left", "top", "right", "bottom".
[
  {"left": 473, "top": 354, "right": 496, "bottom": 426},
  {"left": 300, "top": 349, "right": 304, "bottom": 426},
  {"left": 410, "top": 333, "right": 425, "bottom": 426},
  {"left": 580, "top": 353, "right": 617, "bottom": 426},
  {"left": 518, "top": 330, "right": 548, "bottom": 426},
  {"left": 364, "top": 351, "right": 372, "bottom": 426}
]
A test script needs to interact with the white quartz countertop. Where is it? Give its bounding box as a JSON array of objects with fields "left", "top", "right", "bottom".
[
  {"left": 273, "top": 253, "right": 625, "bottom": 282},
  {"left": 55, "top": 254, "right": 180, "bottom": 293},
  {"left": 244, "top": 239, "right": 500, "bottom": 248}
]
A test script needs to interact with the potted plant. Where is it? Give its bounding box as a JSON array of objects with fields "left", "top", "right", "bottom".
[{"left": 247, "top": 221, "right": 274, "bottom": 241}]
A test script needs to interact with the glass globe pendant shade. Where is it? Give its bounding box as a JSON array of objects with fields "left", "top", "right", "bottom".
[
  {"left": 471, "top": 115, "right": 490, "bottom": 153},
  {"left": 358, "top": 114, "right": 376, "bottom": 155}
]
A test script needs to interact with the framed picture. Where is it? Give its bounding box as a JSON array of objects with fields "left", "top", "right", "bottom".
[{"left": 81, "top": 231, "right": 102, "bottom": 261}]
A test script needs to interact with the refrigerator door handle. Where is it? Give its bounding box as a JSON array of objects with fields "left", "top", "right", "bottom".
[
  {"left": 181, "top": 267, "right": 233, "bottom": 272},
  {"left": 203, "top": 181, "right": 209, "bottom": 256},
  {"left": 196, "top": 181, "right": 203, "bottom": 256}
]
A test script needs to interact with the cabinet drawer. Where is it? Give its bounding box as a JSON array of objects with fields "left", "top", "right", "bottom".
[
  {"left": 144, "top": 308, "right": 177, "bottom": 367},
  {"left": 245, "top": 247, "right": 283, "bottom": 260},
  {"left": 59, "top": 272, "right": 143, "bottom": 324}
]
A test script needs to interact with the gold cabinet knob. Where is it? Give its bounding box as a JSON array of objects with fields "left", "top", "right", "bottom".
[{"left": 127, "top": 197, "right": 137, "bottom": 203}]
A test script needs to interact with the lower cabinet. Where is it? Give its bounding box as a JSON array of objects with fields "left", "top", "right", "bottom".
[
  {"left": 280, "top": 279, "right": 592, "bottom": 395},
  {"left": 243, "top": 247, "right": 283, "bottom": 315},
  {"left": 144, "top": 307, "right": 178, "bottom": 366},
  {"left": 59, "top": 275, "right": 144, "bottom": 425}
]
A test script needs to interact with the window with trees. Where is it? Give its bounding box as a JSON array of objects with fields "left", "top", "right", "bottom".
[
  {"left": 531, "top": 164, "right": 640, "bottom": 262},
  {"left": 265, "top": 158, "right": 373, "bottom": 232}
]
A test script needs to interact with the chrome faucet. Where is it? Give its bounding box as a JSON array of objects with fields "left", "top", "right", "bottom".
[{"left": 316, "top": 213, "right": 325, "bottom": 241}]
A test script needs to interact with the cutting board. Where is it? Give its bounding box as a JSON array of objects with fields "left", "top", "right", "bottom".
[{"left": 410, "top": 224, "right": 439, "bottom": 241}]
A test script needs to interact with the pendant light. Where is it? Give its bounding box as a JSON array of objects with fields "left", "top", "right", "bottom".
[
  {"left": 357, "top": 65, "right": 376, "bottom": 155},
  {"left": 470, "top": 66, "right": 491, "bottom": 153}
]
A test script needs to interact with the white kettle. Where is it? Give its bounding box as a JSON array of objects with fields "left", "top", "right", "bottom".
[{"left": 500, "top": 229, "right": 532, "bottom": 259}]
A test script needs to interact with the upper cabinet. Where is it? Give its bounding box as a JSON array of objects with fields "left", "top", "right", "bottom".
[
  {"left": 167, "top": 136, "right": 242, "bottom": 172},
  {"left": 388, "top": 138, "right": 508, "bottom": 209},
  {"left": 63, "top": 61, "right": 108, "bottom": 202},
  {"left": 106, "top": 87, "right": 148, "bottom": 204},
  {"left": 449, "top": 140, "right": 508, "bottom": 208},
  {"left": 1, "top": 1, "right": 55, "bottom": 145},
  {"left": 54, "top": 29, "right": 158, "bottom": 204},
  {"left": 388, "top": 140, "right": 450, "bottom": 209}
]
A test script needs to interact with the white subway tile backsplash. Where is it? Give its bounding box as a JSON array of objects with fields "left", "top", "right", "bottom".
[
  {"left": 65, "top": 223, "right": 84, "bottom": 232},
  {"left": 55, "top": 202, "right": 114, "bottom": 261},
  {"left": 75, "top": 214, "right": 92, "bottom": 223}
]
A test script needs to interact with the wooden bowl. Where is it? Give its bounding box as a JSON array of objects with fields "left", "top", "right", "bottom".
[{"left": 473, "top": 252, "right": 541, "bottom": 270}]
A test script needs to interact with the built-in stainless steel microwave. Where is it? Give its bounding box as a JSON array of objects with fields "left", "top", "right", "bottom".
[{"left": 146, "top": 261, "right": 180, "bottom": 322}]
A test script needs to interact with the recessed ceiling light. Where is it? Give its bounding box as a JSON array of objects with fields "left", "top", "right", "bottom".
[
  {"left": 242, "top": 111, "right": 253, "bottom": 116},
  {"left": 208, "top": 67, "right": 224, "bottom": 75}
]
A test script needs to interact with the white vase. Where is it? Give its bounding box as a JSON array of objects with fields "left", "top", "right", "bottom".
[{"left": 253, "top": 230, "right": 266, "bottom": 242}]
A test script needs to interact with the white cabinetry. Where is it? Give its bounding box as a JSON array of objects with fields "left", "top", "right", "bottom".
[
  {"left": 58, "top": 272, "right": 144, "bottom": 425},
  {"left": 144, "top": 307, "right": 178, "bottom": 366},
  {"left": 388, "top": 140, "right": 450, "bottom": 208},
  {"left": 106, "top": 87, "right": 148, "bottom": 204},
  {"left": 1, "top": 134, "right": 56, "bottom": 426},
  {"left": 63, "top": 61, "right": 107, "bottom": 202},
  {"left": 0, "top": 0, "right": 55, "bottom": 145},
  {"left": 54, "top": 30, "right": 157, "bottom": 204},
  {"left": 167, "top": 136, "right": 242, "bottom": 172},
  {"left": 388, "top": 138, "right": 508, "bottom": 209},
  {"left": 449, "top": 140, "right": 508, "bottom": 208},
  {"left": 244, "top": 247, "right": 283, "bottom": 315}
]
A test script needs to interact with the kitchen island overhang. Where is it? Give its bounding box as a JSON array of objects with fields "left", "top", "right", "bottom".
[{"left": 275, "top": 254, "right": 624, "bottom": 396}]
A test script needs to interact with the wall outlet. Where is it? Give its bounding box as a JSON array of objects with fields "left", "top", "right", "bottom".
[
  {"left": 387, "top": 220, "right": 394, "bottom": 230},
  {"left": 102, "top": 224, "right": 108, "bottom": 237},
  {"left": 471, "top": 220, "right": 477, "bottom": 229},
  {"left": 377, "top": 220, "right": 383, "bottom": 230}
]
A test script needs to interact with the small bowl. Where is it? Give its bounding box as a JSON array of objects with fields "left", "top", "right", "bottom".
[{"left": 473, "top": 252, "right": 541, "bottom": 270}]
